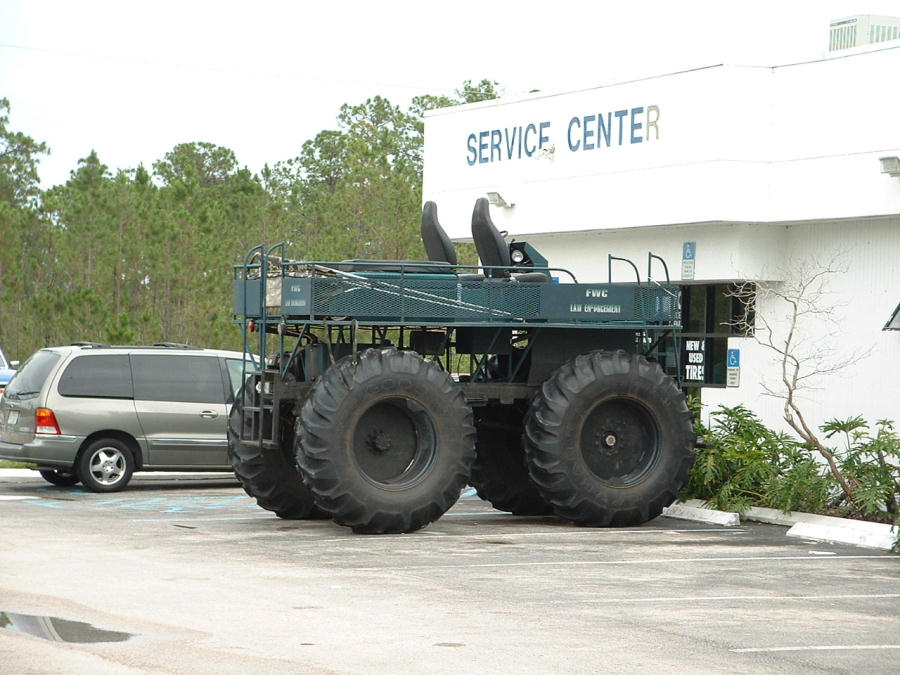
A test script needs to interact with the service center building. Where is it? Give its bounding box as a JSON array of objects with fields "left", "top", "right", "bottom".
[{"left": 423, "top": 45, "right": 900, "bottom": 432}]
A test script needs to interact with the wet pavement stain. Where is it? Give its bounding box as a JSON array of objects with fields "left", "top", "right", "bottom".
[{"left": 0, "top": 611, "right": 132, "bottom": 643}]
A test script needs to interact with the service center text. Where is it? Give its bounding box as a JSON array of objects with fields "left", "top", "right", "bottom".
[{"left": 466, "top": 105, "right": 660, "bottom": 165}]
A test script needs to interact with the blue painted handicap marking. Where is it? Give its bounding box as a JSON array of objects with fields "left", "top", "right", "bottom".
[
  {"left": 727, "top": 349, "right": 740, "bottom": 367},
  {"left": 27, "top": 490, "right": 254, "bottom": 513}
]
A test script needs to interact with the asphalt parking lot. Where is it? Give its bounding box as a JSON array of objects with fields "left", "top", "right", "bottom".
[{"left": 1, "top": 469, "right": 898, "bottom": 675}]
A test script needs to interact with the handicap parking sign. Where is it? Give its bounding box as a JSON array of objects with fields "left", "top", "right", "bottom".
[
  {"left": 682, "top": 242, "right": 696, "bottom": 261},
  {"left": 727, "top": 349, "right": 740, "bottom": 367}
]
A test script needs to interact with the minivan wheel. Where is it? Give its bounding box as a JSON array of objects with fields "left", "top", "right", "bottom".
[
  {"left": 77, "top": 438, "right": 135, "bottom": 492},
  {"left": 38, "top": 469, "right": 80, "bottom": 487}
]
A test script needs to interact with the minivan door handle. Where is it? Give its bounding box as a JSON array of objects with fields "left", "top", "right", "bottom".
[{"left": 199, "top": 410, "right": 218, "bottom": 419}]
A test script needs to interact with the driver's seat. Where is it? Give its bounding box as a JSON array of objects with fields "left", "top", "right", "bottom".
[{"left": 470, "top": 198, "right": 548, "bottom": 282}]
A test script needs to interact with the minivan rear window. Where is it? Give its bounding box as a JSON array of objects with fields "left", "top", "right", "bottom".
[
  {"left": 58, "top": 355, "right": 134, "bottom": 398},
  {"left": 131, "top": 354, "right": 225, "bottom": 403},
  {"left": 3, "top": 350, "right": 62, "bottom": 400}
]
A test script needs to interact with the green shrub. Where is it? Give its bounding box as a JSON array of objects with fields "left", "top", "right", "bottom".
[
  {"left": 823, "top": 417, "right": 900, "bottom": 522},
  {"left": 685, "top": 404, "right": 800, "bottom": 513},
  {"left": 682, "top": 404, "right": 899, "bottom": 552}
]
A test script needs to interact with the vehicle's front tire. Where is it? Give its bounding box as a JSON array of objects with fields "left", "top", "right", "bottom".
[
  {"left": 38, "top": 468, "right": 80, "bottom": 487},
  {"left": 77, "top": 438, "right": 135, "bottom": 493},
  {"left": 298, "top": 348, "right": 476, "bottom": 534},
  {"left": 524, "top": 350, "right": 695, "bottom": 527},
  {"left": 227, "top": 384, "right": 323, "bottom": 519}
]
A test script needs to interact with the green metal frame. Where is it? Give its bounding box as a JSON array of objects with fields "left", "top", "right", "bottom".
[{"left": 231, "top": 243, "right": 684, "bottom": 449}]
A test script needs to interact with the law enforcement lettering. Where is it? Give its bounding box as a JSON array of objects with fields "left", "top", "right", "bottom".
[{"left": 569, "top": 304, "right": 622, "bottom": 313}]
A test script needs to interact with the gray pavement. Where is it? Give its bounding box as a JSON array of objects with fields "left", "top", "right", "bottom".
[{"left": 1, "top": 469, "right": 898, "bottom": 674}]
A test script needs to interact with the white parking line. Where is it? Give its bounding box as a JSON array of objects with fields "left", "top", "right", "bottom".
[
  {"left": 732, "top": 645, "right": 900, "bottom": 653},
  {"left": 594, "top": 593, "right": 900, "bottom": 603},
  {"left": 129, "top": 514, "right": 275, "bottom": 522},
  {"left": 350, "top": 554, "right": 897, "bottom": 571},
  {"left": 196, "top": 528, "right": 748, "bottom": 543}
]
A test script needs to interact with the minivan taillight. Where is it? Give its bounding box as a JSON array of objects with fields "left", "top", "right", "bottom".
[{"left": 35, "top": 408, "right": 61, "bottom": 435}]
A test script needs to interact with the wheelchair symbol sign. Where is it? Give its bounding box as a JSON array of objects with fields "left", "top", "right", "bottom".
[
  {"left": 727, "top": 349, "right": 740, "bottom": 367},
  {"left": 682, "top": 242, "right": 696, "bottom": 261}
]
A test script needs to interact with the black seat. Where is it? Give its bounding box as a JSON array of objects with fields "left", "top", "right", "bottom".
[
  {"left": 421, "top": 201, "right": 484, "bottom": 281},
  {"left": 471, "top": 198, "right": 548, "bottom": 282},
  {"left": 421, "top": 201, "right": 457, "bottom": 265}
]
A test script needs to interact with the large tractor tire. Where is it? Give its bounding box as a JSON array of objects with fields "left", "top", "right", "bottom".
[
  {"left": 523, "top": 350, "right": 695, "bottom": 527},
  {"left": 470, "top": 404, "right": 553, "bottom": 516},
  {"left": 228, "top": 384, "right": 324, "bottom": 520},
  {"left": 297, "top": 348, "right": 476, "bottom": 534}
]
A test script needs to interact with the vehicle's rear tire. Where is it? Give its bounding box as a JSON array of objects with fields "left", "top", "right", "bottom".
[
  {"left": 38, "top": 468, "right": 80, "bottom": 487},
  {"left": 298, "top": 347, "right": 476, "bottom": 534},
  {"left": 77, "top": 438, "right": 134, "bottom": 493},
  {"left": 523, "top": 350, "right": 695, "bottom": 527},
  {"left": 228, "top": 384, "right": 324, "bottom": 520},
  {"left": 470, "top": 404, "right": 553, "bottom": 515}
]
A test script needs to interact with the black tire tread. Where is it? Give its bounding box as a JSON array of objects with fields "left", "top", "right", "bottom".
[
  {"left": 470, "top": 404, "right": 553, "bottom": 515},
  {"left": 227, "top": 385, "right": 323, "bottom": 520},
  {"left": 524, "top": 349, "right": 695, "bottom": 526},
  {"left": 298, "top": 347, "right": 476, "bottom": 534}
]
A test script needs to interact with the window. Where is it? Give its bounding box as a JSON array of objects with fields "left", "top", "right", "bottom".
[
  {"left": 680, "top": 283, "right": 755, "bottom": 386},
  {"left": 5, "top": 351, "right": 62, "bottom": 400},
  {"left": 58, "top": 355, "right": 133, "bottom": 399},
  {"left": 224, "top": 358, "right": 253, "bottom": 400},
  {"left": 131, "top": 355, "right": 226, "bottom": 403},
  {"left": 681, "top": 283, "right": 753, "bottom": 336}
]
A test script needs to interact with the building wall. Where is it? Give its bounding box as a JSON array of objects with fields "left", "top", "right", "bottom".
[
  {"left": 701, "top": 217, "right": 900, "bottom": 433},
  {"left": 422, "top": 45, "right": 900, "bottom": 433},
  {"left": 423, "top": 46, "right": 900, "bottom": 236}
]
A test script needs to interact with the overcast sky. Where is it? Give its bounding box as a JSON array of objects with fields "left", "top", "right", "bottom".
[{"left": 1, "top": 0, "right": 898, "bottom": 188}]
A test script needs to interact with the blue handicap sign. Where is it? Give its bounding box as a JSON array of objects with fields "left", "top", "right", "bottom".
[
  {"left": 727, "top": 349, "right": 740, "bottom": 367},
  {"left": 682, "top": 242, "right": 696, "bottom": 261}
]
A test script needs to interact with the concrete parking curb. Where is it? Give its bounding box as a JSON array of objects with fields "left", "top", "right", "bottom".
[
  {"left": 663, "top": 499, "right": 898, "bottom": 551},
  {"left": 661, "top": 499, "right": 740, "bottom": 526}
]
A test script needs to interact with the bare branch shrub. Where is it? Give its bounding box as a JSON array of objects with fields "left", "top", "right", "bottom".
[{"left": 728, "top": 255, "right": 872, "bottom": 504}]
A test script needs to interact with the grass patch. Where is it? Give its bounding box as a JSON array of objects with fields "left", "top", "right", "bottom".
[{"left": 0, "top": 460, "right": 35, "bottom": 469}]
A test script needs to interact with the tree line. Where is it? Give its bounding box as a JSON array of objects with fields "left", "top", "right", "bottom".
[{"left": 0, "top": 81, "right": 498, "bottom": 361}]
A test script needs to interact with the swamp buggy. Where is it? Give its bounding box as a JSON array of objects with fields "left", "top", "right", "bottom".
[{"left": 229, "top": 198, "right": 696, "bottom": 533}]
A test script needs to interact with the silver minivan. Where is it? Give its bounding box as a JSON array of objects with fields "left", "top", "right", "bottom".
[{"left": 0, "top": 343, "right": 251, "bottom": 492}]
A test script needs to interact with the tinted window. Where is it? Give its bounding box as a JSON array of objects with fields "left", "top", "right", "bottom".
[
  {"left": 225, "top": 358, "right": 250, "bottom": 400},
  {"left": 131, "top": 355, "right": 226, "bottom": 403},
  {"left": 58, "top": 355, "right": 133, "bottom": 398},
  {"left": 4, "top": 350, "right": 62, "bottom": 400}
]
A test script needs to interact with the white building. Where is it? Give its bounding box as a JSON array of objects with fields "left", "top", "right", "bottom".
[{"left": 422, "top": 44, "right": 900, "bottom": 433}]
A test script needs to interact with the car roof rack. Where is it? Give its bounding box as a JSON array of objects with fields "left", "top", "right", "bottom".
[
  {"left": 152, "top": 342, "right": 200, "bottom": 349},
  {"left": 70, "top": 341, "right": 111, "bottom": 348}
]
